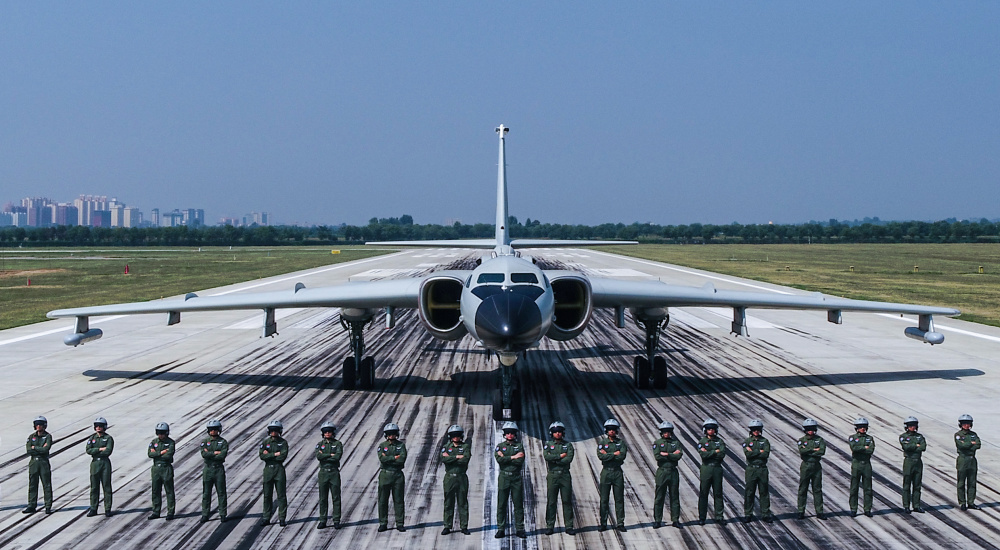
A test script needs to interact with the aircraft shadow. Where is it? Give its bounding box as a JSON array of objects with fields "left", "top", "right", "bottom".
[{"left": 659, "top": 368, "right": 984, "bottom": 397}]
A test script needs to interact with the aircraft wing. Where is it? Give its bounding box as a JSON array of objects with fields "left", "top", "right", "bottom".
[
  {"left": 47, "top": 278, "right": 425, "bottom": 318},
  {"left": 588, "top": 276, "right": 960, "bottom": 316},
  {"left": 367, "top": 239, "right": 636, "bottom": 249}
]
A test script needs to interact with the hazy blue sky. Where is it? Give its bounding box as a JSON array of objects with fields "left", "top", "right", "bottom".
[{"left": 2, "top": 3, "right": 997, "bottom": 226}]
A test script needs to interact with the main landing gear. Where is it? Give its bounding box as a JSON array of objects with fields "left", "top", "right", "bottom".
[
  {"left": 634, "top": 315, "right": 669, "bottom": 390},
  {"left": 341, "top": 317, "right": 376, "bottom": 390},
  {"left": 492, "top": 355, "right": 523, "bottom": 421}
]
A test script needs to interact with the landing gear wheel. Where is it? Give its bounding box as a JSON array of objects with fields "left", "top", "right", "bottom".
[
  {"left": 634, "top": 356, "right": 651, "bottom": 389},
  {"left": 509, "top": 388, "right": 522, "bottom": 421},
  {"left": 652, "top": 356, "right": 668, "bottom": 389},
  {"left": 358, "top": 356, "right": 375, "bottom": 389},
  {"left": 492, "top": 389, "right": 504, "bottom": 421},
  {"left": 343, "top": 357, "right": 357, "bottom": 390}
]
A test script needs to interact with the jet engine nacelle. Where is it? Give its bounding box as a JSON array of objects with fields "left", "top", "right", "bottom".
[
  {"left": 546, "top": 275, "right": 593, "bottom": 341},
  {"left": 418, "top": 276, "right": 468, "bottom": 341}
]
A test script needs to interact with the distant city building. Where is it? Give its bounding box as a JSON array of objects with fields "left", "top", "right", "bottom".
[
  {"left": 91, "top": 210, "right": 111, "bottom": 227},
  {"left": 53, "top": 204, "right": 78, "bottom": 226},
  {"left": 243, "top": 212, "right": 269, "bottom": 226},
  {"left": 23, "top": 197, "right": 53, "bottom": 227},
  {"left": 151, "top": 208, "right": 160, "bottom": 226},
  {"left": 123, "top": 207, "right": 142, "bottom": 228},
  {"left": 0, "top": 212, "right": 12, "bottom": 227}
]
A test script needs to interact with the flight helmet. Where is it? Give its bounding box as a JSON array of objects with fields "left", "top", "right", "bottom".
[
  {"left": 33, "top": 416, "right": 48, "bottom": 428},
  {"left": 320, "top": 422, "right": 336, "bottom": 434},
  {"left": 603, "top": 418, "right": 621, "bottom": 432},
  {"left": 958, "top": 414, "right": 973, "bottom": 427},
  {"left": 447, "top": 424, "right": 464, "bottom": 438},
  {"left": 267, "top": 420, "right": 283, "bottom": 434},
  {"left": 854, "top": 417, "right": 869, "bottom": 429},
  {"left": 748, "top": 419, "right": 764, "bottom": 431},
  {"left": 548, "top": 421, "right": 566, "bottom": 434},
  {"left": 501, "top": 421, "right": 519, "bottom": 435},
  {"left": 383, "top": 422, "right": 400, "bottom": 437},
  {"left": 702, "top": 418, "right": 719, "bottom": 432},
  {"left": 155, "top": 422, "right": 170, "bottom": 434},
  {"left": 658, "top": 421, "right": 674, "bottom": 433},
  {"left": 802, "top": 418, "right": 819, "bottom": 432},
  {"left": 206, "top": 419, "right": 223, "bottom": 432},
  {"left": 904, "top": 416, "right": 919, "bottom": 427},
  {"left": 94, "top": 417, "right": 108, "bottom": 428}
]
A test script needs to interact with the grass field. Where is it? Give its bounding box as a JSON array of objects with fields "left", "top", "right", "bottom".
[
  {"left": 603, "top": 243, "right": 1000, "bottom": 327},
  {"left": 2, "top": 244, "right": 997, "bottom": 331},
  {"left": 0, "top": 247, "right": 388, "bottom": 330}
]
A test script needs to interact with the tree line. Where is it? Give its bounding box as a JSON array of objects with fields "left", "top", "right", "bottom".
[{"left": 2, "top": 218, "right": 999, "bottom": 247}]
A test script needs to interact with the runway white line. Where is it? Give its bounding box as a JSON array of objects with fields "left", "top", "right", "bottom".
[
  {"left": 209, "top": 252, "right": 404, "bottom": 296},
  {"left": 586, "top": 249, "right": 793, "bottom": 294},
  {"left": 877, "top": 313, "right": 1000, "bottom": 344},
  {"left": 0, "top": 315, "right": 127, "bottom": 347}
]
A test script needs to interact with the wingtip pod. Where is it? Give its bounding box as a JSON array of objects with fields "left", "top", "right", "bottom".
[
  {"left": 64, "top": 329, "right": 103, "bottom": 347},
  {"left": 904, "top": 327, "right": 945, "bottom": 345}
]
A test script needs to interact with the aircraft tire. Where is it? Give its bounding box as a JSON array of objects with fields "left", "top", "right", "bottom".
[
  {"left": 634, "top": 356, "right": 651, "bottom": 389},
  {"left": 358, "top": 356, "right": 375, "bottom": 389},
  {"left": 343, "top": 357, "right": 357, "bottom": 390},
  {"left": 492, "top": 389, "right": 504, "bottom": 421},
  {"left": 509, "top": 388, "right": 522, "bottom": 420},
  {"left": 652, "top": 356, "right": 668, "bottom": 389}
]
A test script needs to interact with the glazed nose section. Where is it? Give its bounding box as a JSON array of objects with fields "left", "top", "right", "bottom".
[{"left": 474, "top": 290, "right": 543, "bottom": 351}]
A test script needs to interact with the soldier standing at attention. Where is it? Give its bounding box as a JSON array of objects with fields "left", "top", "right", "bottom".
[
  {"left": 377, "top": 422, "right": 407, "bottom": 532},
  {"left": 147, "top": 422, "right": 176, "bottom": 520},
  {"left": 899, "top": 416, "right": 926, "bottom": 514},
  {"left": 259, "top": 420, "right": 289, "bottom": 526},
  {"left": 848, "top": 417, "right": 875, "bottom": 518},
  {"left": 797, "top": 418, "right": 827, "bottom": 520},
  {"left": 652, "top": 420, "right": 684, "bottom": 529},
  {"left": 24, "top": 416, "right": 53, "bottom": 515},
  {"left": 315, "top": 422, "right": 343, "bottom": 530},
  {"left": 543, "top": 421, "right": 575, "bottom": 536},
  {"left": 598, "top": 418, "right": 628, "bottom": 532},
  {"left": 697, "top": 418, "right": 726, "bottom": 526},
  {"left": 200, "top": 419, "right": 229, "bottom": 523},
  {"left": 494, "top": 421, "right": 527, "bottom": 539},
  {"left": 440, "top": 424, "right": 472, "bottom": 535},
  {"left": 86, "top": 417, "right": 114, "bottom": 517},
  {"left": 955, "top": 414, "right": 982, "bottom": 511},
  {"left": 743, "top": 419, "right": 773, "bottom": 523}
]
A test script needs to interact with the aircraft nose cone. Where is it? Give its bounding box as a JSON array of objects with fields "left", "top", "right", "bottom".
[{"left": 475, "top": 290, "right": 543, "bottom": 351}]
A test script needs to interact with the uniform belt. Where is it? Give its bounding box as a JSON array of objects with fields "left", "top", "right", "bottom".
[
  {"left": 548, "top": 466, "right": 569, "bottom": 472},
  {"left": 266, "top": 462, "right": 283, "bottom": 467},
  {"left": 321, "top": 465, "right": 339, "bottom": 471},
  {"left": 904, "top": 453, "right": 923, "bottom": 460},
  {"left": 153, "top": 462, "right": 173, "bottom": 467},
  {"left": 747, "top": 463, "right": 768, "bottom": 468},
  {"left": 205, "top": 462, "right": 224, "bottom": 468},
  {"left": 802, "top": 458, "right": 822, "bottom": 463},
  {"left": 92, "top": 457, "right": 108, "bottom": 461},
  {"left": 446, "top": 471, "right": 466, "bottom": 476},
  {"left": 958, "top": 452, "right": 977, "bottom": 457},
  {"left": 852, "top": 457, "right": 871, "bottom": 462},
  {"left": 603, "top": 465, "right": 623, "bottom": 470},
  {"left": 501, "top": 470, "right": 521, "bottom": 476},
  {"left": 30, "top": 456, "right": 50, "bottom": 461}
]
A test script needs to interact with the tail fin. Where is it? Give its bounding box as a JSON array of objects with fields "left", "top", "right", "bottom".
[{"left": 495, "top": 125, "right": 510, "bottom": 248}]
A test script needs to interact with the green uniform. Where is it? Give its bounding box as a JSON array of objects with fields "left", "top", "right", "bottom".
[
  {"left": 597, "top": 435, "right": 628, "bottom": 527},
  {"left": 742, "top": 434, "right": 771, "bottom": 518},
  {"left": 543, "top": 438, "right": 574, "bottom": 529},
  {"left": 652, "top": 435, "right": 684, "bottom": 523},
  {"left": 26, "top": 431, "right": 53, "bottom": 512},
  {"left": 441, "top": 439, "right": 472, "bottom": 530},
  {"left": 848, "top": 431, "right": 875, "bottom": 514},
  {"left": 200, "top": 435, "right": 229, "bottom": 520},
  {"left": 377, "top": 439, "right": 407, "bottom": 528},
  {"left": 259, "top": 435, "right": 289, "bottom": 523},
  {"left": 315, "top": 437, "right": 343, "bottom": 525},
  {"left": 955, "top": 428, "right": 981, "bottom": 507},
  {"left": 697, "top": 435, "right": 726, "bottom": 520},
  {"left": 147, "top": 436, "right": 176, "bottom": 517},
  {"left": 86, "top": 432, "right": 114, "bottom": 513},
  {"left": 899, "top": 430, "right": 926, "bottom": 510},
  {"left": 797, "top": 434, "right": 826, "bottom": 514},
  {"left": 494, "top": 438, "right": 526, "bottom": 532}
]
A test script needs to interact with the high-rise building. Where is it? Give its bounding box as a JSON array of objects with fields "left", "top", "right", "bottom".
[
  {"left": 123, "top": 207, "right": 141, "bottom": 228},
  {"left": 53, "top": 204, "right": 79, "bottom": 226},
  {"left": 22, "top": 197, "right": 53, "bottom": 227},
  {"left": 151, "top": 208, "right": 160, "bottom": 227}
]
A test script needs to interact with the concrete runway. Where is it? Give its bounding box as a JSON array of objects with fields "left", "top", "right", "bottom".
[{"left": 0, "top": 248, "right": 998, "bottom": 550}]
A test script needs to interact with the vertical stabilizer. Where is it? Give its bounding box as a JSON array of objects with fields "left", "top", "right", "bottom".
[{"left": 495, "top": 125, "right": 510, "bottom": 248}]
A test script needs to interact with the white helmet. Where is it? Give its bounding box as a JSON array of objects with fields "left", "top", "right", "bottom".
[
  {"left": 383, "top": 422, "right": 400, "bottom": 436},
  {"left": 501, "top": 421, "right": 519, "bottom": 434},
  {"left": 94, "top": 417, "right": 108, "bottom": 427},
  {"left": 603, "top": 418, "right": 621, "bottom": 431},
  {"left": 267, "top": 420, "right": 284, "bottom": 434},
  {"left": 658, "top": 421, "right": 675, "bottom": 432}
]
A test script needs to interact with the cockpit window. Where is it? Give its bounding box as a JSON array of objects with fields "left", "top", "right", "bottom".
[
  {"left": 477, "top": 273, "right": 505, "bottom": 284},
  {"left": 510, "top": 273, "right": 538, "bottom": 284}
]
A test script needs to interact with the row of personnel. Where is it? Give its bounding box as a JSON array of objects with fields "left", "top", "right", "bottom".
[{"left": 20, "top": 414, "right": 985, "bottom": 537}]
